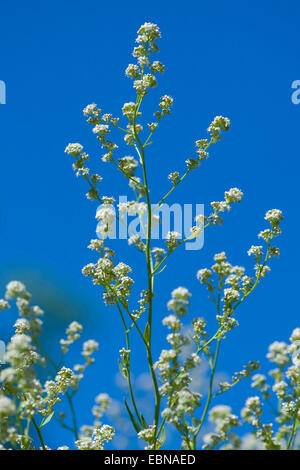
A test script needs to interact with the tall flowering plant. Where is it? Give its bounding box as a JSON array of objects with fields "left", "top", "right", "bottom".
[{"left": 0, "top": 22, "right": 299, "bottom": 451}]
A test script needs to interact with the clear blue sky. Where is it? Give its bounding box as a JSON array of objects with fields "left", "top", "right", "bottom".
[{"left": 0, "top": 0, "right": 299, "bottom": 449}]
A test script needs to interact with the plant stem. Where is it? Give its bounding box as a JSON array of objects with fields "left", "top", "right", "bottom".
[
  {"left": 116, "top": 300, "right": 142, "bottom": 427},
  {"left": 152, "top": 140, "right": 213, "bottom": 211},
  {"left": 193, "top": 336, "right": 221, "bottom": 449},
  {"left": 192, "top": 278, "right": 223, "bottom": 448},
  {"left": 287, "top": 418, "right": 298, "bottom": 450},
  {"left": 32, "top": 416, "right": 46, "bottom": 450},
  {"left": 132, "top": 88, "right": 161, "bottom": 437},
  {"left": 66, "top": 393, "right": 79, "bottom": 440}
]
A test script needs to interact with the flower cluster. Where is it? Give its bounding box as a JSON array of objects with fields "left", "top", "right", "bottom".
[
  {"left": 0, "top": 282, "right": 108, "bottom": 450},
  {"left": 126, "top": 23, "right": 163, "bottom": 98},
  {"left": 196, "top": 209, "right": 283, "bottom": 333},
  {"left": 75, "top": 425, "right": 115, "bottom": 450},
  {"left": 82, "top": 244, "right": 134, "bottom": 307},
  {"left": 95, "top": 200, "right": 116, "bottom": 239},
  {"left": 202, "top": 405, "right": 239, "bottom": 449}
]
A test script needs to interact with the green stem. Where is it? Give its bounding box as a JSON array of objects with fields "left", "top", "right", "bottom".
[
  {"left": 152, "top": 220, "right": 213, "bottom": 277},
  {"left": 233, "top": 238, "right": 272, "bottom": 312},
  {"left": 116, "top": 300, "right": 142, "bottom": 428},
  {"left": 133, "top": 100, "right": 161, "bottom": 435},
  {"left": 32, "top": 416, "right": 46, "bottom": 450},
  {"left": 192, "top": 278, "right": 223, "bottom": 448},
  {"left": 193, "top": 336, "right": 221, "bottom": 448},
  {"left": 66, "top": 393, "right": 79, "bottom": 440},
  {"left": 287, "top": 418, "right": 298, "bottom": 450},
  {"left": 152, "top": 140, "right": 213, "bottom": 211},
  {"left": 110, "top": 156, "right": 145, "bottom": 190}
]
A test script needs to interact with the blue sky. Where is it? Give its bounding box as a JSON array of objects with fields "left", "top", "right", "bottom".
[{"left": 0, "top": 0, "right": 299, "bottom": 449}]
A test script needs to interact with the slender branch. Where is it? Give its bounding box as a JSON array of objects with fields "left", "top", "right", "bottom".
[
  {"left": 152, "top": 140, "right": 213, "bottom": 211},
  {"left": 152, "top": 220, "right": 213, "bottom": 277},
  {"left": 115, "top": 300, "right": 142, "bottom": 427},
  {"left": 287, "top": 418, "right": 298, "bottom": 450},
  {"left": 233, "top": 237, "right": 272, "bottom": 312},
  {"left": 31, "top": 416, "right": 46, "bottom": 450},
  {"left": 143, "top": 115, "right": 162, "bottom": 147},
  {"left": 82, "top": 173, "right": 137, "bottom": 238},
  {"left": 192, "top": 278, "right": 223, "bottom": 447},
  {"left": 110, "top": 156, "right": 145, "bottom": 190},
  {"left": 125, "top": 46, "right": 162, "bottom": 442},
  {"left": 66, "top": 394, "right": 79, "bottom": 440}
]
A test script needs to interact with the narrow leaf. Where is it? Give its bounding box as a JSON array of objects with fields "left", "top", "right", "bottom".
[
  {"left": 144, "top": 323, "right": 151, "bottom": 344},
  {"left": 140, "top": 413, "right": 148, "bottom": 429},
  {"left": 124, "top": 398, "right": 141, "bottom": 433},
  {"left": 41, "top": 410, "right": 54, "bottom": 428},
  {"left": 160, "top": 426, "right": 166, "bottom": 445},
  {"left": 118, "top": 359, "right": 128, "bottom": 378}
]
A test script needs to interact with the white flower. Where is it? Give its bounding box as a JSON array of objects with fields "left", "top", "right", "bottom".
[
  {"left": 272, "top": 381, "right": 288, "bottom": 399},
  {"left": 137, "top": 22, "right": 161, "bottom": 39},
  {"left": 82, "top": 340, "right": 99, "bottom": 357},
  {"left": 247, "top": 245, "right": 263, "bottom": 257},
  {"left": 0, "top": 396, "right": 16, "bottom": 417},
  {"left": 92, "top": 124, "right": 109, "bottom": 135},
  {"left": 67, "top": 321, "right": 83, "bottom": 336},
  {"left": 264, "top": 209, "right": 283, "bottom": 226},
  {"left": 14, "top": 318, "right": 30, "bottom": 334},
  {"left": 83, "top": 103, "right": 98, "bottom": 117},
  {"left": 225, "top": 187, "right": 244, "bottom": 203},
  {"left": 118, "top": 201, "right": 146, "bottom": 217},
  {"left": 138, "top": 424, "right": 156, "bottom": 443},
  {"left": 207, "top": 116, "right": 230, "bottom": 142},
  {"left": 197, "top": 268, "right": 212, "bottom": 283},
  {"left": 171, "top": 287, "right": 191, "bottom": 300},
  {"left": 162, "top": 314, "right": 181, "bottom": 330},
  {"left": 64, "top": 143, "right": 83, "bottom": 156},
  {"left": 267, "top": 341, "right": 290, "bottom": 366},
  {"left": 290, "top": 328, "right": 300, "bottom": 343},
  {"left": 0, "top": 299, "right": 10, "bottom": 310},
  {"left": 202, "top": 432, "right": 219, "bottom": 446},
  {"left": 166, "top": 231, "right": 181, "bottom": 240},
  {"left": 122, "top": 102, "right": 136, "bottom": 119},
  {"left": 95, "top": 393, "right": 111, "bottom": 409},
  {"left": 95, "top": 206, "right": 115, "bottom": 223},
  {"left": 5, "top": 281, "right": 28, "bottom": 299},
  {"left": 223, "top": 287, "right": 240, "bottom": 303},
  {"left": 214, "top": 252, "right": 227, "bottom": 262},
  {"left": 245, "top": 396, "right": 261, "bottom": 410},
  {"left": 209, "top": 405, "right": 232, "bottom": 422}
]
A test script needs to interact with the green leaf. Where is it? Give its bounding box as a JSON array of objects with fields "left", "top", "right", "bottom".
[
  {"left": 156, "top": 265, "right": 167, "bottom": 275},
  {"left": 160, "top": 426, "right": 166, "bottom": 445},
  {"left": 140, "top": 413, "right": 148, "bottom": 429},
  {"left": 118, "top": 359, "right": 128, "bottom": 378},
  {"left": 144, "top": 323, "right": 151, "bottom": 345},
  {"left": 124, "top": 398, "right": 141, "bottom": 433},
  {"left": 40, "top": 410, "right": 54, "bottom": 428}
]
